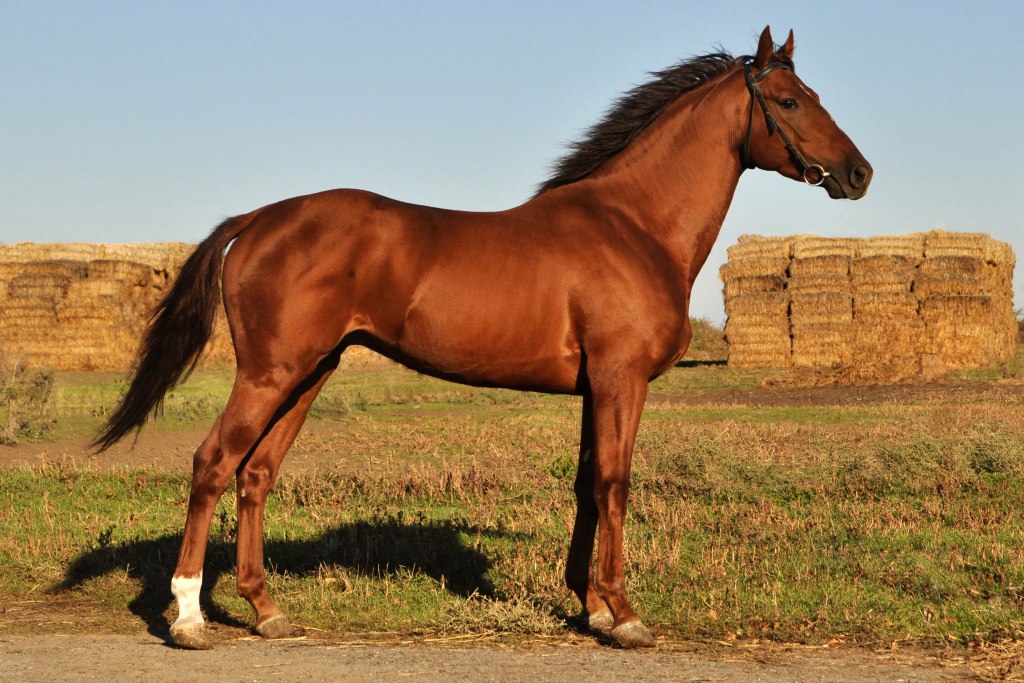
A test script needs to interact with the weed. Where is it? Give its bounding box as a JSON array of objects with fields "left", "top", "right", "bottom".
[{"left": 0, "top": 355, "right": 56, "bottom": 444}]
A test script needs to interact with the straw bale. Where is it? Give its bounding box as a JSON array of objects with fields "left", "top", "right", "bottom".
[
  {"left": 792, "top": 323, "right": 853, "bottom": 367},
  {"left": 719, "top": 256, "right": 789, "bottom": 280},
  {"left": 785, "top": 273, "right": 849, "bottom": 293},
  {"left": 919, "top": 295, "right": 995, "bottom": 326},
  {"left": 87, "top": 260, "right": 155, "bottom": 286},
  {"left": 789, "top": 255, "right": 850, "bottom": 277},
  {"left": 722, "top": 274, "right": 785, "bottom": 297},
  {"left": 852, "top": 318, "right": 926, "bottom": 357},
  {"left": 726, "top": 234, "right": 795, "bottom": 260},
  {"left": 850, "top": 255, "right": 917, "bottom": 294},
  {"left": 914, "top": 255, "right": 1009, "bottom": 298},
  {"left": 723, "top": 292, "right": 789, "bottom": 318},
  {"left": 721, "top": 230, "right": 1015, "bottom": 378},
  {"left": 985, "top": 239, "right": 1015, "bottom": 266},
  {"left": 0, "top": 242, "right": 194, "bottom": 271},
  {"left": 790, "top": 292, "right": 852, "bottom": 325},
  {"left": 791, "top": 237, "right": 857, "bottom": 259},
  {"left": 923, "top": 230, "right": 990, "bottom": 259},
  {"left": 727, "top": 346, "right": 792, "bottom": 368},
  {"left": 0, "top": 242, "right": 234, "bottom": 371},
  {"left": 854, "top": 234, "right": 925, "bottom": 259},
  {"left": 724, "top": 319, "right": 790, "bottom": 344},
  {"left": 853, "top": 292, "right": 919, "bottom": 321}
]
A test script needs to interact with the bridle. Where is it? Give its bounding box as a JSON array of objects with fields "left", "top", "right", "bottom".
[{"left": 740, "top": 60, "right": 831, "bottom": 186}]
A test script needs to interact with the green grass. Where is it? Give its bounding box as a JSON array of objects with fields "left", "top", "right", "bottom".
[
  {"left": 2, "top": 383, "right": 1024, "bottom": 645},
  {"left": 3, "top": 342, "right": 1024, "bottom": 644}
]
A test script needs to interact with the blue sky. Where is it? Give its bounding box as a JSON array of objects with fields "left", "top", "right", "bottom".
[{"left": 2, "top": 1, "right": 1022, "bottom": 323}]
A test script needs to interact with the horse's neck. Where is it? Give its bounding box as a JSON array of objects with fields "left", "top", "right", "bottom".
[{"left": 583, "top": 72, "right": 748, "bottom": 286}]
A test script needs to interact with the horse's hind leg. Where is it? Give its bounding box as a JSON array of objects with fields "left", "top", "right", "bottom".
[
  {"left": 169, "top": 368, "right": 315, "bottom": 650},
  {"left": 235, "top": 355, "right": 339, "bottom": 639}
]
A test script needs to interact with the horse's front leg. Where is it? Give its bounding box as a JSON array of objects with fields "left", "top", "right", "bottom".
[
  {"left": 565, "top": 393, "right": 614, "bottom": 631},
  {"left": 590, "top": 372, "right": 656, "bottom": 648}
]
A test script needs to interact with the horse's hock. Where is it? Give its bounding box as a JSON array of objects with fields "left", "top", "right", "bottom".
[{"left": 721, "top": 230, "right": 1017, "bottom": 376}]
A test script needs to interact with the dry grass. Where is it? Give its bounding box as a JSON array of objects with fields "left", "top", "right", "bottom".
[{"left": 2, "top": 357, "right": 1024, "bottom": 648}]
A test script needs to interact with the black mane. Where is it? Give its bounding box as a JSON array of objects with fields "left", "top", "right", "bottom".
[{"left": 535, "top": 52, "right": 747, "bottom": 196}]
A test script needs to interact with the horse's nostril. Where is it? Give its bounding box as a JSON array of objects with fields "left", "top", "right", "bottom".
[{"left": 850, "top": 165, "right": 870, "bottom": 189}]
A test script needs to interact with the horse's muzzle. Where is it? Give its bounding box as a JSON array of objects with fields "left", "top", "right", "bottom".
[{"left": 824, "top": 160, "right": 872, "bottom": 200}]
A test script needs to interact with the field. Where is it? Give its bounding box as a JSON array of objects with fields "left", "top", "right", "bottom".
[{"left": 2, "top": 332, "right": 1024, "bottom": 673}]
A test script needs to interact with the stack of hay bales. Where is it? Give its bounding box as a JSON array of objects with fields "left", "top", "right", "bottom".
[
  {"left": 850, "top": 234, "right": 926, "bottom": 371},
  {"left": 720, "top": 235, "right": 793, "bottom": 368},
  {"left": 788, "top": 238, "right": 856, "bottom": 367},
  {"left": 916, "top": 232, "right": 1017, "bottom": 367},
  {"left": 720, "top": 230, "right": 1016, "bottom": 373},
  {"left": 0, "top": 243, "right": 234, "bottom": 371}
]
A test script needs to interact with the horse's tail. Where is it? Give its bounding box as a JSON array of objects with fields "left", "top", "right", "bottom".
[{"left": 92, "top": 214, "right": 251, "bottom": 452}]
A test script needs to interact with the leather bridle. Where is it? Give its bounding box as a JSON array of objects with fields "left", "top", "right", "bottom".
[{"left": 740, "top": 60, "right": 831, "bottom": 186}]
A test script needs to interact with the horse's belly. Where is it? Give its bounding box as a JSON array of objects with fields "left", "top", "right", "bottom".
[{"left": 394, "top": 301, "right": 582, "bottom": 393}]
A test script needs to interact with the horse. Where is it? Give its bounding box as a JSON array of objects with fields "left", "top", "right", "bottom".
[{"left": 94, "top": 26, "right": 871, "bottom": 650}]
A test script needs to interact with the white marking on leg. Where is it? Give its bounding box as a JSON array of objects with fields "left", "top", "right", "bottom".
[{"left": 171, "top": 573, "right": 204, "bottom": 629}]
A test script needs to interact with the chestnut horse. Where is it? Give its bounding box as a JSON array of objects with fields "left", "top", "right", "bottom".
[{"left": 95, "top": 27, "right": 871, "bottom": 649}]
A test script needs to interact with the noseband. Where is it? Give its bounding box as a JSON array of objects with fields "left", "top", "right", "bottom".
[{"left": 740, "top": 60, "right": 830, "bottom": 186}]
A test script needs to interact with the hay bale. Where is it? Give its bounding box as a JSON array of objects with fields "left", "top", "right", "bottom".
[
  {"left": 722, "top": 274, "right": 785, "bottom": 297},
  {"left": 855, "top": 234, "right": 925, "bottom": 259},
  {"left": 914, "top": 255, "right": 1007, "bottom": 298},
  {"left": 791, "top": 323, "right": 852, "bottom": 367},
  {"left": 720, "top": 230, "right": 1016, "bottom": 377},
  {"left": 0, "top": 243, "right": 235, "bottom": 371},
  {"left": 853, "top": 292, "right": 919, "bottom": 321},
  {"left": 791, "top": 237, "right": 857, "bottom": 259},
  {"left": 723, "top": 292, "right": 789, "bottom": 318},
  {"left": 726, "top": 234, "right": 796, "bottom": 260},
  {"left": 789, "top": 255, "right": 850, "bottom": 277},
  {"left": 719, "top": 256, "right": 789, "bottom": 280},
  {"left": 790, "top": 292, "right": 852, "bottom": 325},
  {"left": 786, "top": 272, "right": 849, "bottom": 293},
  {"left": 923, "top": 231, "right": 989, "bottom": 259},
  {"left": 851, "top": 255, "right": 917, "bottom": 294}
]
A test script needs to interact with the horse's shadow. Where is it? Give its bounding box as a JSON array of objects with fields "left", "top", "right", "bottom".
[{"left": 53, "top": 516, "right": 513, "bottom": 643}]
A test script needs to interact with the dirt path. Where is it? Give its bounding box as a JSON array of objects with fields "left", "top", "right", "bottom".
[{"left": 0, "top": 632, "right": 979, "bottom": 682}]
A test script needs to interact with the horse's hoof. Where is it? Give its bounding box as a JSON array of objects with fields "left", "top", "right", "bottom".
[
  {"left": 610, "top": 620, "right": 656, "bottom": 649},
  {"left": 255, "top": 614, "right": 304, "bottom": 639},
  {"left": 170, "top": 622, "right": 213, "bottom": 650},
  {"left": 587, "top": 609, "right": 614, "bottom": 632}
]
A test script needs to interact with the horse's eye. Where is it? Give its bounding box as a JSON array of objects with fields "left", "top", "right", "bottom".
[{"left": 780, "top": 98, "right": 798, "bottom": 111}]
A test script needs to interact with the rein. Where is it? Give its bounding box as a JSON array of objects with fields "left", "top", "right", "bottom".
[{"left": 740, "top": 60, "right": 830, "bottom": 186}]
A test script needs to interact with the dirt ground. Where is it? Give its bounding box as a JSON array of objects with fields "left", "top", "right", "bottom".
[
  {"left": 0, "top": 633, "right": 989, "bottom": 682},
  {"left": 3, "top": 379, "right": 1023, "bottom": 680}
]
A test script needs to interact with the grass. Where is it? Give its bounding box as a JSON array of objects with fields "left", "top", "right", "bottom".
[
  {"left": 2, "top": 343, "right": 1024, "bottom": 646},
  {"left": 2, "top": 333, "right": 1023, "bottom": 645}
]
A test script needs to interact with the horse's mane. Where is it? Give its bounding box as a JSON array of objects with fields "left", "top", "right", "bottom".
[{"left": 535, "top": 51, "right": 748, "bottom": 196}]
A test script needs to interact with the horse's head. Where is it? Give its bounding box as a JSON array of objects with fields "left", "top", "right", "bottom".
[{"left": 741, "top": 26, "right": 872, "bottom": 200}]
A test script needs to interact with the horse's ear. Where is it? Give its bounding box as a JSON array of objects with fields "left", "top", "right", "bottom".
[
  {"left": 780, "top": 29, "right": 795, "bottom": 61},
  {"left": 753, "top": 26, "right": 774, "bottom": 68}
]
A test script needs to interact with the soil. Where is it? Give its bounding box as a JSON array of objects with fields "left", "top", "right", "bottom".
[{"left": 3, "top": 378, "right": 1022, "bottom": 680}]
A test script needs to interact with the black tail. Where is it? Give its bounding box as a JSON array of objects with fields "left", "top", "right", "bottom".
[{"left": 92, "top": 215, "right": 250, "bottom": 452}]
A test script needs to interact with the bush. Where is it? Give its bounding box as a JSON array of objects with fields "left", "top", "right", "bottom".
[{"left": 0, "top": 354, "right": 56, "bottom": 444}]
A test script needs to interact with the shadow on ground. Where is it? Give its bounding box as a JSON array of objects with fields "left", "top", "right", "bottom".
[{"left": 52, "top": 517, "right": 509, "bottom": 643}]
